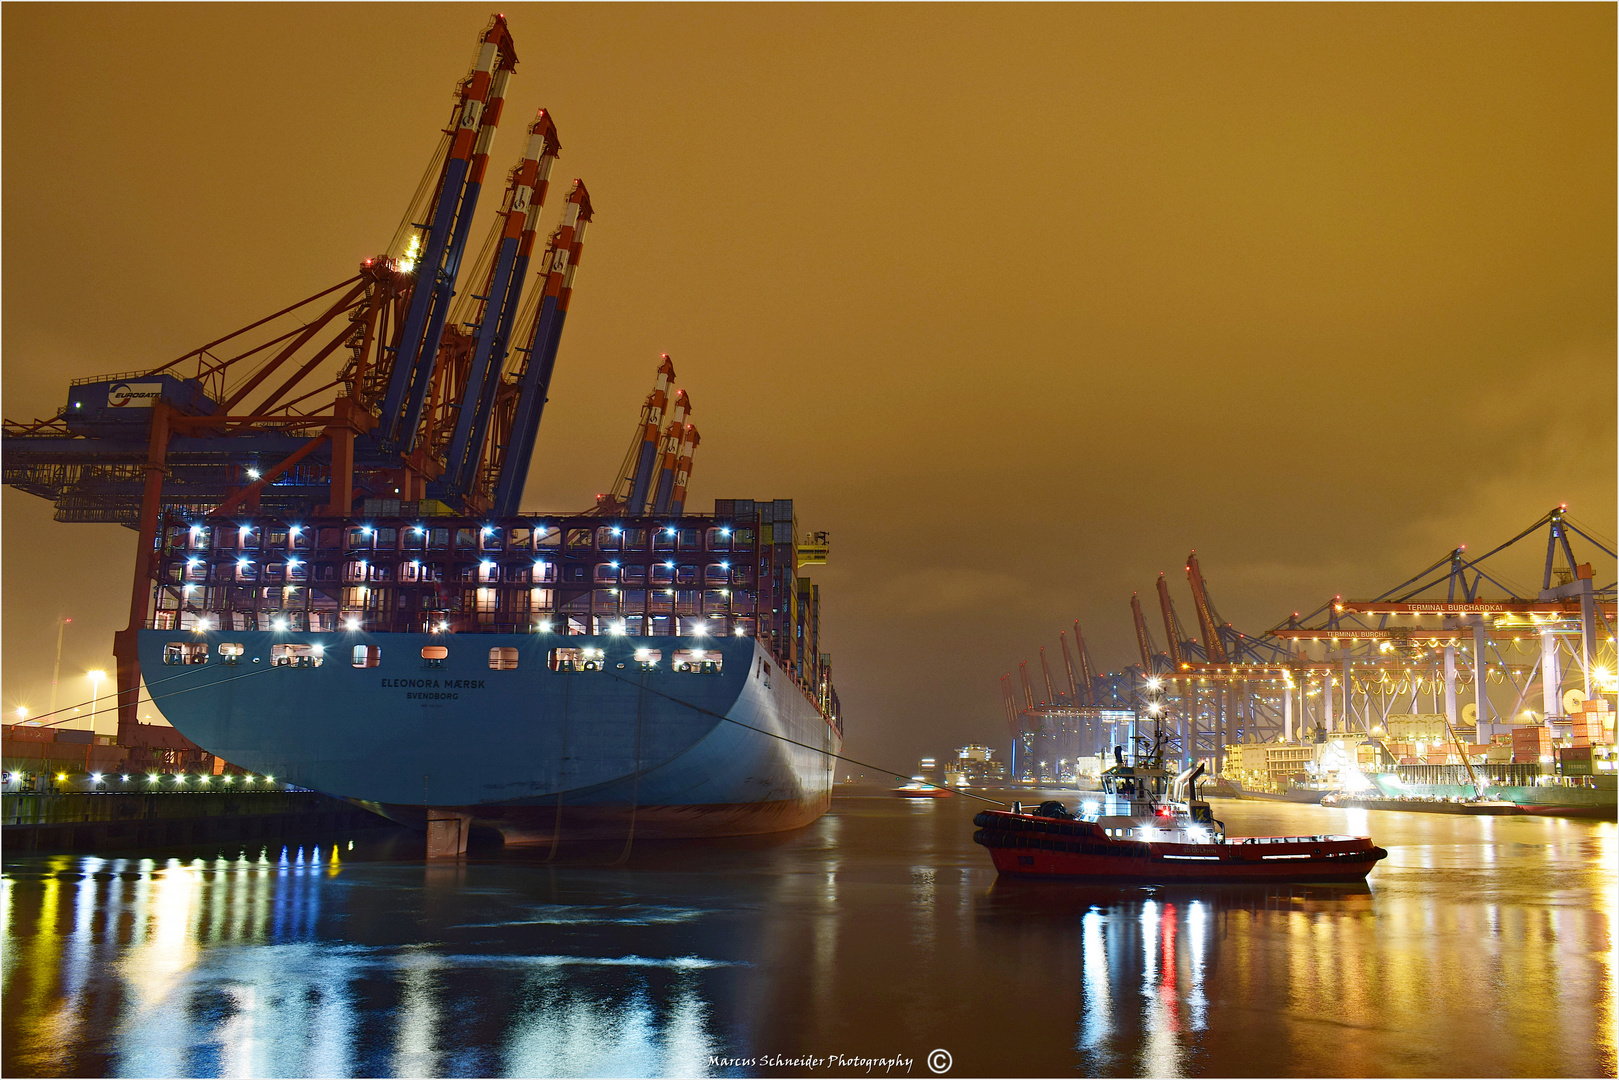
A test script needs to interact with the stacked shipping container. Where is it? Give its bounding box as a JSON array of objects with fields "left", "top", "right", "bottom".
[{"left": 144, "top": 497, "right": 840, "bottom": 733}]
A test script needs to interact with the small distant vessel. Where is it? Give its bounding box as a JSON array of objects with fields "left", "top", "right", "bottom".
[
  {"left": 891, "top": 776, "right": 953, "bottom": 798},
  {"left": 1321, "top": 792, "right": 1522, "bottom": 816},
  {"left": 1231, "top": 783, "right": 1329, "bottom": 805},
  {"left": 973, "top": 734, "right": 1387, "bottom": 882}
]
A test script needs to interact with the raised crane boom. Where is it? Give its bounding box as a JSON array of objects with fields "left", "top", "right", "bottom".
[
  {"left": 667, "top": 423, "right": 700, "bottom": 515},
  {"left": 1186, "top": 551, "right": 1231, "bottom": 664},
  {"left": 1131, "top": 592, "right": 1159, "bottom": 673},
  {"left": 1039, "top": 646, "right": 1057, "bottom": 704},
  {"left": 490, "top": 179, "right": 593, "bottom": 516},
  {"left": 1059, "top": 630, "right": 1080, "bottom": 704},
  {"left": 1000, "top": 674, "right": 1020, "bottom": 737},
  {"left": 1072, "top": 620, "right": 1097, "bottom": 705},
  {"left": 649, "top": 389, "right": 691, "bottom": 515},
  {"left": 442, "top": 109, "right": 560, "bottom": 500},
  {"left": 1156, "top": 572, "right": 1187, "bottom": 667},
  {"left": 601, "top": 355, "right": 678, "bottom": 514},
  {"left": 380, "top": 15, "right": 518, "bottom": 452}
]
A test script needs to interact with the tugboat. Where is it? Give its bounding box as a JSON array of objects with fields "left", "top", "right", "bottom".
[{"left": 973, "top": 733, "right": 1387, "bottom": 882}]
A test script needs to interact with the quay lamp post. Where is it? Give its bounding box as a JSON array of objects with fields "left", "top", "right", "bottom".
[{"left": 87, "top": 670, "right": 105, "bottom": 733}]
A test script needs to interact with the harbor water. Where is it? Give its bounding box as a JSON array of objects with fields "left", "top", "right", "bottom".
[{"left": 3, "top": 790, "right": 1614, "bottom": 1077}]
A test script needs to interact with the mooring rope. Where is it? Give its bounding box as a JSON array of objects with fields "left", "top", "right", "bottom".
[{"left": 604, "top": 669, "right": 1007, "bottom": 807}]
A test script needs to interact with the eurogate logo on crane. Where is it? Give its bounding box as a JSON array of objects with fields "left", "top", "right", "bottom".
[{"left": 106, "top": 382, "right": 163, "bottom": 408}]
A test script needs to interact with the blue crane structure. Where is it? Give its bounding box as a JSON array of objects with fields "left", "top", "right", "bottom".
[
  {"left": 1265, "top": 506, "right": 1616, "bottom": 738},
  {"left": 1, "top": 15, "right": 597, "bottom": 745},
  {"left": 1002, "top": 506, "right": 1616, "bottom": 783},
  {"left": 1006, "top": 554, "right": 1321, "bottom": 779}
]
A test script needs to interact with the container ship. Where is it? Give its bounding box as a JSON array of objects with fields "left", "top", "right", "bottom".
[
  {"left": 136, "top": 501, "right": 842, "bottom": 847},
  {"left": 2, "top": 16, "right": 842, "bottom": 850}
]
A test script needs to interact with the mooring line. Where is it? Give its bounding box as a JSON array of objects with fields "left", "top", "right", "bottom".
[
  {"left": 28, "top": 663, "right": 285, "bottom": 730},
  {"left": 604, "top": 669, "right": 1007, "bottom": 807},
  {"left": 23, "top": 662, "right": 230, "bottom": 728}
]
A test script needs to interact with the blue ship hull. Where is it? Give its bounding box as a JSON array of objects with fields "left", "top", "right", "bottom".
[{"left": 137, "top": 631, "right": 840, "bottom": 840}]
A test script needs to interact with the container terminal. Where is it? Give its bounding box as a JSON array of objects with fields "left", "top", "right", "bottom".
[{"left": 998, "top": 506, "right": 1616, "bottom": 815}]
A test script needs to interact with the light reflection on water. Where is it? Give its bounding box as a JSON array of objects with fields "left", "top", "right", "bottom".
[{"left": 2, "top": 798, "right": 1615, "bottom": 1077}]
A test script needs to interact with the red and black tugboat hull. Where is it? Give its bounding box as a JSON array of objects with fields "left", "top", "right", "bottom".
[{"left": 973, "top": 811, "right": 1388, "bottom": 883}]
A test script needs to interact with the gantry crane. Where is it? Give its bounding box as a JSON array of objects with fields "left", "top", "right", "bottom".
[
  {"left": 599, "top": 355, "right": 677, "bottom": 514},
  {"left": 1269, "top": 506, "right": 1616, "bottom": 735},
  {"left": 2, "top": 15, "right": 602, "bottom": 742}
]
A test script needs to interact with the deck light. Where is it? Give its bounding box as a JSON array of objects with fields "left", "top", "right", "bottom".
[
  {"left": 91, "top": 773, "right": 103, "bottom": 783},
  {"left": 148, "top": 774, "right": 160, "bottom": 783},
  {"left": 174, "top": 774, "right": 186, "bottom": 785},
  {"left": 665, "top": 527, "right": 676, "bottom": 535},
  {"left": 664, "top": 561, "right": 675, "bottom": 569},
  {"left": 610, "top": 621, "right": 627, "bottom": 635},
  {"left": 238, "top": 558, "right": 249, "bottom": 568},
  {"left": 734, "top": 627, "right": 746, "bottom": 636},
  {"left": 190, "top": 525, "right": 202, "bottom": 536},
  {"left": 199, "top": 775, "right": 210, "bottom": 785},
  {"left": 413, "top": 526, "right": 424, "bottom": 535},
  {"left": 481, "top": 526, "right": 492, "bottom": 536},
  {"left": 720, "top": 561, "right": 729, "bottom": 569},
  {"left": 247, "top": 468, "right": 260, "bottom": 480},
  {"left": 611, "top": 527, "right": 622, "bottom": 535},
  {"left": 56, "top": 773, "right": 67, "bottom": 782},
  {"left": 245, "top": 776, "right": 255, "bottom": 785},
  {"left": 344, "top": 618, "right": 361, "bottom": 631},
  {"left": 120, "top": 775, "right": 129, "bottom": 782},
  {"left": 290, "top": 526, "right": 302, "bottom": 534},
  {"left": 13, "top": 707, "right": 26, "bottom": 721},
  {"left": 362, "top": 526, "right": 374, "bottom": 536},
  {"left": 223, "top": 775, "right": 234, "bottom": 784},
  {"left": 609, "top": 561, "right": 619, "bottom": 568},
  {"left": 311, "top": 644, "right": 324, "bottom": 654},
  {"left": 272, "top": 618, "right": 287, "bottom": 631},
  {"left": 537, "top": 620, "right": 553, "bottom": 632},
  {"left": 693, "top": 621, "right": 708, "bottom": 635},
  {"left": 720, "top": 528, "right": 731, "bottom": 536},
  {"left": 266, "top": 775, "right": 275, "bottom": 783}
]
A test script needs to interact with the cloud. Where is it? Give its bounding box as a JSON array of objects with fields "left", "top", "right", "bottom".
[{"left": 863, "top": 567, "right": 1035, "bottom": 618}]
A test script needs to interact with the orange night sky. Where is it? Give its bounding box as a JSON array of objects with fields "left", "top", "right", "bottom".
[{"left": 3, "top": 4, "right": 1613, "bottom": 767}]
